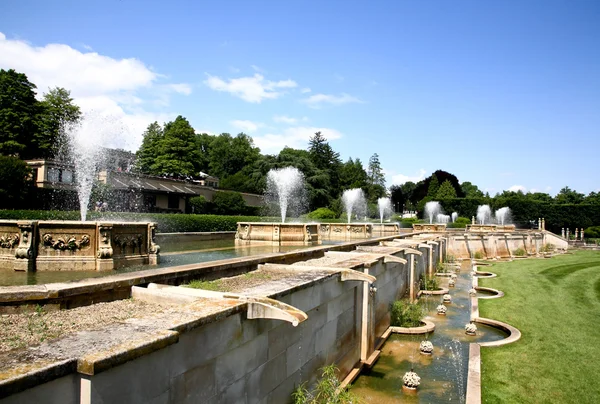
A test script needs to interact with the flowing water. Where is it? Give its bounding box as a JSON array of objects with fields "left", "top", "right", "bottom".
[
  {"left": 264, "top": 167, "right": 307, "bottom": 223},
  {"left": 424, "top": 202, "right": 441, "bottom": 224},
  {"left": 378, "top": 197, "right": 393, "bottom": 223},
  {"left": 342, "top": 189, "right": 367, "bottom": 223},
  {"left": 352, "top": 262, "right": 508, "bottom": 403}
]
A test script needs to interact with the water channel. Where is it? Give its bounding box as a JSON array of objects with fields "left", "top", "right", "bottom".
[{"left": 352, "top": 262, "right": 508, "bottom": 403}]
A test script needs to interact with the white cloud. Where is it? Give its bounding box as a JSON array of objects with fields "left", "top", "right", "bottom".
[
  {"left": 231, "top": 119, "right": 261, "bottom": 133},
  {"left": 0, "top": 32, "right": 190, "bottom": 151},
  {"left": 252, "top": 126, "right": 343, "bottom": 154},
  {"left": 204, "top": 73, "right": 297, "bottom": 103},
  {"left": 300, "top": 87, "right": 311, "bottom": 93},
  {"left": 273, "top": 115, "right": 299, "bottom": 124},
  {"left": 302, "top": 93, "right": 362, "bottom": 108},
  {"left": 251, "top": 65, "right": 265, "bottom": 73},
  {"left": 508, "top": 185, "right": 527, "bottom": 193},
  {"left": 391, "top": 169, "right": 427, "bottom": 185}
]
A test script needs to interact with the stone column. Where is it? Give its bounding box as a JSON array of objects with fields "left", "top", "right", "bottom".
[
  {"left": 538, "top": 218, "right": 542, "bottom": 230},
  {"left": 581, "top": 229, "right": 585, "bottom": 240},
  {"left": 566, "top": 228, "right": 570, "bottom": 240},
  {"left": 561, "top": 228, "right": 565, "bottom": 238},
  {"left": 96, "top": 223, "right": 114, "bottom": 271},
  {"left": 575, "top": 228, "right": 579, "bottom": 240},
  {"left": 14, "top": 221, "right": 37, "bottom": 272},
  {"left": 471, "top": 216, "right": 475, "bottom": 225},
  {"left": 542, "top": 218, "right": 545, "bottom": 230},
  {"left": 148, "top": 222, "right": 160, "bottom": 265}
]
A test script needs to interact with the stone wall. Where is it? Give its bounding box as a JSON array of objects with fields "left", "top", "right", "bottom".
[
  {"left": 2, "top": 239, "right": 439, "bottom": 403},
  {"left": 446, "top": 231, "right": 556, "bottom": 259}
]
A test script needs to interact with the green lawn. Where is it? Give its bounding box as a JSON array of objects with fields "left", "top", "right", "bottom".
[{"left": 479, "top": 250, "right": 600, "bottom": 403}]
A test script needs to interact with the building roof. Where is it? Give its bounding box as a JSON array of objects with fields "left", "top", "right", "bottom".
[{"left": 106, "top": 171, "right": 212, "bottom": 195}]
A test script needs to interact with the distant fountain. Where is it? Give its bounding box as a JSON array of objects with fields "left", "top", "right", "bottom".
[
  {"left": 495, "top": 207, "right": 512, "bottom": 226},
  {"left": 237, "top": 167, "right": 318, "bottom": 244},
  {"left": 264, "top": 167, "right": 307, "bottom": 223},
  {"left": 452, "top": 212, "right": 458, "bottom": 223},
  {"left": 377, "top": 197, "right": 393, "bottom": 223},
  {"left": 342, "top": 188, "right": 367, "bottom": 224},
  {"left": 436, "top": 214, "right": 450, "bottom": 224},
  {"left": 476, "top": 205, "right": 492, "bottom": 225},
  {"left": 424, "top": 201, "right": 442, "bottom": 224}
]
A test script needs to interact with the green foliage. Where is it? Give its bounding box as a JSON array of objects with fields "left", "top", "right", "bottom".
[
  {"left": 420, "top": 275, "right": 439, "bottom": 291},
  {"left": 539, "top": 243, "right": 555, "bottom": 253},
  {"left": 0, "top": 210, "right": 264, "bottom": 232},
  {"left": 448, "top": 216, "right": 471, "bottom": 228},
  {"left": 0, "top": 69, "right": 44, "bottom": 158},
  {"left": 152, "top": 116, "right": 198, "bottom": 176},
  {"left": 513, "top": 248, "right": 527, "bottom": 257},
  {"left": 185, "top": 279, "right": 223, "bottom": 291},
  {"left": 426, "top": 174, "right": 440, "bottom": 198},
  {"left": 339, "top": 157, "right": 367, "bottom": 190},
  {"left": 436, "top": 179, "right": 457, "bottom": 199},
  {"left": 39, "top": 87, "right": 81, "bottom": 159},
  {"left": 584, "top": 226, "right": 600, "bottom": 239},
  {"left": 188, "top": 195, "right": 210, "bottom": 214},
  {"left": 390, "top": 300, "right": 425, "bottom": 327},
  {"left": 473, "top": 250, "right": 485, "bottom": 259},
  {"left": 212, "top": 191, "right": 249, "bottom": 215},
  {"left": 444, "top": 254, "right": 456, "bottom": 263},
  {"left": 292, "top": 365, "right": 358, "bottom": 404},
  {"left": 306, "top": 207, "right": 337, "bottom": 220},
  {"left": 0, "top": 156, "right": 32, "bottom": 208},
  {"left": 400, "top": 217, "right": 419, "bottom": 227},
  {"left": 135, "top": 121, "right": 163, "bottom": 174},
  {"left": 461, "top": 181, "right": 484, "bottom": 198},
  {"left": 554, "top": 186, "right": 585, "bottom": 204}
]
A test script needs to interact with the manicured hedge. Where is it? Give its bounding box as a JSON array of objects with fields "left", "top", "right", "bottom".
[{"left": 0, "top": 210, "right": 266, "bottom": 233}]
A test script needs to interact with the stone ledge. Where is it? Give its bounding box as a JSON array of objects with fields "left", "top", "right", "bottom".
[
  {"left": 473, "top": 317, "right": 521, "bottom": 347},
  {"left": 420, "top": 287, "right": 450, "bottom": 295},
  {"left": 0, "top": 358, "right": 77, "bottom": 400},
  {"left": 474, "top": 286, "right": 504, "bottom": 299},
  {"left": 389, "top": 319, "right": 435, "bottom": 335}
]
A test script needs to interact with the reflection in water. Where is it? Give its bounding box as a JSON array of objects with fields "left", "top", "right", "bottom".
[
  {"left": 0, "top": 239, "right": 334, "bottom": 286},
  {"left": 352, "top": 263, "right": 508, "bottom": 403}
]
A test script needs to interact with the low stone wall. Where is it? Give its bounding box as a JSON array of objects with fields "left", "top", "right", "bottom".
[
  {"left": 0, "top": 236, "right": 443, "bottom": 403},
  {"left": 446, "top": 231, "right": 556, "bottom": 259},
  {"left": 0, "top": 220, "right": 159, "bottom": 272}
]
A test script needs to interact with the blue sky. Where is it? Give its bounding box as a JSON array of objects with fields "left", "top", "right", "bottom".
[{"left": 1, "top": 0, "right": 599, "bottom": 195}]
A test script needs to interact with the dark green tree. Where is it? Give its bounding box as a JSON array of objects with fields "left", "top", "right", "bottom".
[
  {"left": 339, "top": 157, "right": 368, "bottom": 190},
  {"left": 152, "top": 116, "right": 198, "bottom": 176},
  {"left": 366, "top": 153, "right": 386, "bottom": 201},
  {"left": 307, "top": 131, "right": 342, "bottom": 205},
  {"left": 461, "top": 181, "right": 484, "bottom": 198},
  {"left": 554, "top": 186, "right": 585, "bottom": 204},
  {"left": 0, "top": 156, "right": 32, "bottom": 208},
  {"left": 427, "top": 175, "right": 440, "bottom": 198},
  {"left": 436, "top": 179, "right": 457, "bottom": 199},
  {"left": 39, "top": 87, "right": 81, "bottom": 160},
  {"left": 208, "top": 133, "right": 261, "bottom": 179},
  {"left": 135, "top": 122, "right": 164, "bottom": 174},
  {"left": 0, "top": 69, "right": 43, "bottom": 158}
]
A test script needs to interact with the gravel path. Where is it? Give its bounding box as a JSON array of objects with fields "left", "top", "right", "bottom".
[{"left": 0, "top": 299, "right": 175, "bottom": 354}]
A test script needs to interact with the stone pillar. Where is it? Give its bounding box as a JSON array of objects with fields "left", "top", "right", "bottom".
[
  {"left": 538, "top": 218, "right": 542, "bottom": 230},
  {"left": 148, "top": 222, "right": 160, "bottom": 265},
  {"left": 566, "top": 228, "right": 570, "bottom": 240},
  {"left": 472, "top": 216, "right": 475, "bottom": 225},
  {"left": 409, "top": 253, "right": 415, "bottom": 303},
  {"left": 575, "top": 228, "right": 579, "bottom": 240},
  {"left": 96, "top": 223, "right": 114, "bottom": 271},
  {"left": 561, "top": 228, "right": 565, "bottom": 238},
  {"left": 14, "top": 221, "right": 37, "bottom": 272},
  {"left": 581, "top": 229, "right": 585, "bottom": 240},
  {"left": 542, "top": 218, "right": 545, "bottom": 230}
]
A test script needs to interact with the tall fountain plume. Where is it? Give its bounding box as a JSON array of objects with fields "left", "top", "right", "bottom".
[
  {"left": 377, "top": 197, "right": 393, "bottom": 223},
  {"left": 436, "top": 214, "right": 450, "bottom": 224},
  {"left": 342, "top": 188, "right": 367, "bottom": 223},
  {"left": 495, "top": 207, "right": 512, "bottom": 225},
  {"left": 265, "top": 167, "right": 307, "bottom": 223},
  {"left": 424, "top": 201, "right": 442, "bottom": 224},
  {"left": 451, "top": 212, "right": 458, "bottom": 223},
  {"left": 476, "top": 205, "right": 492, "bottom": 225}
]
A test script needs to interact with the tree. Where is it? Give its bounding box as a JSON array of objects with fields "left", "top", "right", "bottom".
[
  {"left": 307, "top": 131, "right": 342, "bottom": 205},
  {"left": 0, "top": 69, "right": 43, "bottom": 158},
  {"left": 554, "top": 186, "right": 585, "bottom": 205},
  {"left": 461, "top": 181, "right": 484, "bottom": 198},
  {"left": 0, "top": 156, "right": 32, "bottom": 208},
  {"left": 366, "top": 153, "right": 386, "bottom": 202},
  {"left": 340, "top": 158, "right": 368, "bottom": 190},
  {"left": 39, "top": 87, "right": 81, "bottom": 160},
  {"left": 208, "top": 133, "right": 261, "bottom": 179},
  {"left": 436, "top": 179, "right": 457, "bottom": 199},
  {"left": 212, "top": 190, "right": 248, "bottom": 215},
  {"left": 152, "top": 116, "right": 198, "bottom": 176},
  {"left": 135, "top": 122, "right": 164, "bottom": 174},
  {"left": 427, "top": 175, "right": 440, "bottom": 198}
]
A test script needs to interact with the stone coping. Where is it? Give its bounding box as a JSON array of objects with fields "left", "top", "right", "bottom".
[
  {"left": 473, "top": 317, "right": 521, "bottom": 347},
  {"left": 389, "top": 319, "right": 435, "bottom": 335},
  {"left": 474, "top": 286, "right": 504, "bottom": 299},
  {"left": 0, "top": 233, "right": 411, "bottom": 308},
  {"left": 473, "top": 271, "right": 497, "bottom": 278},
  {"left": 419, "top": 288, "right": 449, "bottom": 295}
]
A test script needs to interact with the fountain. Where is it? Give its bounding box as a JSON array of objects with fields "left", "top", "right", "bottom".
[
  {"left": 372, "top": 197, "right": 399, "bottom": 235},
  {"left": 236, "top": 167, "right": 319, "bottom": 245},
  {"left": 319, "top": 189, "right": 372, "bottom": 240},
  {"left": 0, "top": 115, "right": 160, "bottom": 272},
  {"left": 467, "top": 205, "right": 515, "bottom": 232},
  {"left": 419, "top": 340, "right": 433, "bottom": 355},
  {"left": 342, "top": 188, "right": 367, "bottom": 223},
  {"left": 452, "top": 212, "right": 458, "bottom": 223},
  {"left": 412, "top": 201, "right": 447, "bottom": 231}
]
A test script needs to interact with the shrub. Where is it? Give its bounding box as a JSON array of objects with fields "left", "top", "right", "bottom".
[
  {"left": 0, "top": 156, "right": 32, "bottom": 209},
  {"left": 584, "top": 226, "right": 600, "bottom": 239},
  {"left": 420, "top": 275, "right": 439, "bottom": 291},
  {"left": 448, "top": 216, "right": 471, "bottom": 228},
  {"left": 390, "top": 300, "right": 425, "bottom": 327},
  {"left": 292, "top": 365, "right": 357, "bottom": 404},
  {"left": 444, "top": 254, "right": 456, "bottom": 263},
  {"left": 306, "top": 207, "right": 337, "bottom": 220},
  {"left": 473, "top": 250, "right": 485, "bottom": 259},
  {"left": 540, "top": 243, "right": 555, "bottom": 253},
  {"left": 212, "top": 191, "right": 248, "bottom": 215},
  {"left": 513, "top": 247, "right": 527, "bottom": 257},
  {"left": 188, "top": 196, "right": 211, "bottom": 214}
]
